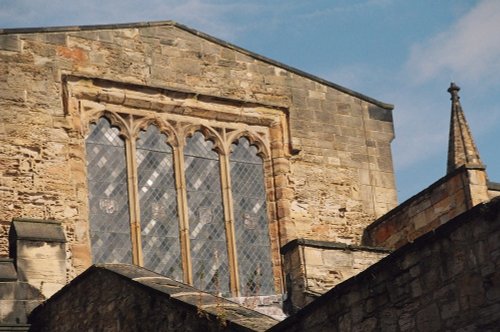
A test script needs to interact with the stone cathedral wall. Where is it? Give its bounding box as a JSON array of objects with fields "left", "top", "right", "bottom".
[
  {"left": 0, "top": 22, "right": 397, "bottom": 280},
  {"left": 271, "top": 197, "right": 500, "bottom": 332}
]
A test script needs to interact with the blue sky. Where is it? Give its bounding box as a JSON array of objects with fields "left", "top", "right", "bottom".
[{"left": 1, "top": 0, "right": 499, "bottom": 202}]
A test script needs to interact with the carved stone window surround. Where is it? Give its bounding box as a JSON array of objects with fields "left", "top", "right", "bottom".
[{"left": 64, "top": 76, "right": 292, "bottom": 297}]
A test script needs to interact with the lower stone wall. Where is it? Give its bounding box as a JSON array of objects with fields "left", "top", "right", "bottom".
[
  {"left": 0, "top": 259, "right": 43, "bottom": 325},
  {"left": 0, "top": 219, "right": 66, "bottom": 326},
  {"left": 281, "top": 239, "right": 389, "bottom": 312},
  {"left": 363, "top": 166, "right": 489, "bottom": 249},
  {"left": 271, "top": 197, "right": 500, "bottom": 332}
]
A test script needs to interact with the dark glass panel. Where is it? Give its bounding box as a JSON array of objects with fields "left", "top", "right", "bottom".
[
  {"left": 230, "top": 137, "right": 274, "bottom": 296},
  {"left": 137, "top": 125, "right": 182, "bottom": 281},
  {"left": 86, "top": 117, "right": 132, "bottom": 264},
  {"left": 185, "top": 132, "right": 229, "bottom": 295}
]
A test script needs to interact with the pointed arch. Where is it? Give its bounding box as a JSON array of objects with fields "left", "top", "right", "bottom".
[
  {"left": 227, "top": 129, "right": 270, "bottom": 160},
  {"left": 181, "top": 123, "right": 226, "bottom": 155},
  {"left": 84, "top": 109, "right": 131, "bottom": 140},
  {"left": 133, "top": 116, "right": 179, "bottom": 148}
]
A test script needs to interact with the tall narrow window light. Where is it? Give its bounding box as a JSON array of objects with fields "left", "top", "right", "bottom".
[
  {"left": 86, "top": 117, "right": 132, "bottom": 264},
  {"left": 184, "top": 132, "right": 230, "bottom": 295},
  {"left": 136, "top": 125, "right": 182, "bottom": 281},
  {"left": 230, "top": 137, "right": 274, "bottom": 295}
]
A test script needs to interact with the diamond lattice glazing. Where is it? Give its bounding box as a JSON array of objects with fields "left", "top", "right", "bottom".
[
  {"left": 86, "top": 117, "right": 132, "bottom": 264},
  {"left": 137, "top": 126, "right": 182, "bottom": 281},
  {"left": 230, "top": 137, "right": 274, "bottom": 295},
  {"left": 185, "top": 132, "right": 229, "bottom": 295}
]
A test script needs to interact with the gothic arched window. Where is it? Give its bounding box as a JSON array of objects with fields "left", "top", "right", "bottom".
[{"left": 85, "top": 115, "right": 278, "bottom": 297}]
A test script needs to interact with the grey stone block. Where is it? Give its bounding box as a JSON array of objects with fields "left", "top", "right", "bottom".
[
  {"left": 0, "top": 260, "right": 17, "bottom": 281},
  {"left": 0, "top": 35, "right": 22, "bottom": 52},
  {"left": 368, "top": 105, "right": 393, "bottom": 122},
  {"left": 42, "top": 33, "right": 67, "bottom": 45}
]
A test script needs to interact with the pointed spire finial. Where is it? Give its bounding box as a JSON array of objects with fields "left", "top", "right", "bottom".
[
  {"left": 446, "top": 82, "right": 484, "bottom": 174},
  {"left": 448, "top": 82, "right": 460, "bottom": 101}
]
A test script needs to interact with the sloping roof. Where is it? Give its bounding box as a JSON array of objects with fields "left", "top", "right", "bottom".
[
  {"left": 0, "top": 20, "right": 393, "bottom": 110},
  {"left": 29, "top": 264, "right": 278, "bottom": 331}
]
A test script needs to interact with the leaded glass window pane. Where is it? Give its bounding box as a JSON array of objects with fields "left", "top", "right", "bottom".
[
  {"left": 230, "top": 137, "right": 274, "bottom": 296},
  {"left": 137, "top": 125, "right": 182, "bottom": 281},
  {"left": 86, "top": 117, "right": 132, "bottom": 264},
  {"left": 185, "top": 132, "right": 229, "bottom": 295}
]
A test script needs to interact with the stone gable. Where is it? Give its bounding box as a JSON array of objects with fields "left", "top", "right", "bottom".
[{"left": 0, "top": 21, "right": 397, "bottom": 282}]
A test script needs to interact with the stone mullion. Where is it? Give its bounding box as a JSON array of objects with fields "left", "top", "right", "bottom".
[
  {"left": 219, "top": 151, "right": 240, "bottom": 296},
  {"left": 173, "top": 145, "right": 193, "bottom": 285},
  {"left": 124, "top": 137, "right": 143, "bottom": 266}
]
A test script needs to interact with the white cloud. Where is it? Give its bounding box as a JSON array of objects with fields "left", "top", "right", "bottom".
[
  {"left": 406, "top": 0, "right": 500, "bottom": 84},
  {"left": 382, "top": 0, "right": 500, "bottom": 175}
]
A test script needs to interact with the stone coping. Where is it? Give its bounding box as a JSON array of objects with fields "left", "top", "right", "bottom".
[
  {"left": 363, "top": 164, "right": 486, "bottom": 234},
  {"left": 280, "top": 238, "right": 391, "bottom": 255},
  {"left": 11, "top": 218, "right": 66, "bottom": 243},
  {"left": 0, "top": 20, "right": 393, "bottom": 110},
  {"left": 269, "top": 196, "right": 500, "bottom": 331},
  {"left": 488, "top": 181, "right": 500, "bottom": 191}
]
